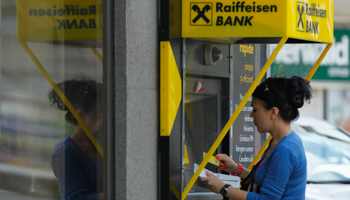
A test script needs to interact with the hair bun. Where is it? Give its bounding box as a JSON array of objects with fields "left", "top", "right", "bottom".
[
  {"left": 290, "top": 93, "right": 304, "bottom": 108},
  {"left": 49, "top": 89, "right": 69, "bottom": 111},
  {"left": 48, "top": 78, "right": 100, "bottom": 125},
  {"left": 57, "top": 100, "right": 69, "bottom": 111},
  {"left": 288, "top": 76, "right": 311, "bottom": 108}
]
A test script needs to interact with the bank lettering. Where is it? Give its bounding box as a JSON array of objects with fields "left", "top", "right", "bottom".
[
  {"left": 56, "top": 19, "right": 96, "bottom": 29},
  {"left": 27, "top": 5, "right": 99, "bottom": 30},
  {"left": 215, "top": 1, "right": 277, "bottom": 27},
  {"left": 191, "top": 1, "right": 277, "bottom": 27},
  {"left": 29, "top": 5, "right": 97, "bottom": 16},
  {"left": 296, "top": 2, "right": 327, "bottom": 35},
  {"left": 216, "top": 2, "right": 277, "bottom": 13},
  {"left": 189, "top": 1, "right": 328, "bottom": 39}
]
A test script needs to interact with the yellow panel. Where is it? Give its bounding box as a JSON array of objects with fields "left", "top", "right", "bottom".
[
  {"left": 287, "top": 0, "right": 333, "bottom": 43},
  {"left": 182, "top": 0, "right": 287, "bottom": 38},
  {"left": 182, "top": 0, "right": 333, "bottom": 43},
  {"left": 17, "top": 0, "right": 102, "bottom": 41},
  {"left": 184, "top": 145, "right": 189, "bottom": 164},
  {"left": 160, "top": 41, "right": 182, "bottom": 136}
]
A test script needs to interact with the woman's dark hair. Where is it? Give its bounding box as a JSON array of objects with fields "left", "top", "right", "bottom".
[
  {"left": 252, "top": 76, "right": 312, "bottom": 122},
  {"left": 48, "top": 79, "right": 101, "bottom": 125}
]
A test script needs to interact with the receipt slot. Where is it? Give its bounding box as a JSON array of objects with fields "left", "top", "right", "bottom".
[{"left": 160, "top": 0, "right": 333, "bottom": 200}]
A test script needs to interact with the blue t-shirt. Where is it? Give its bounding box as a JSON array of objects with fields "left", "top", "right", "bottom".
[
  {"left": 247, "top": 131, "right": 307, "bottom": 200},
  {"left": 50, "top": 136, "right": 103, "bottom": 200}
]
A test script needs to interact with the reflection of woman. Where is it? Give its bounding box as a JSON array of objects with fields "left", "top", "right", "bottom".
[
  {"left": 201, "top": 76, "right": 311, "bottom": 200},
  {"left": 49, "top": 79, "right": 103, "bottom": 200}
]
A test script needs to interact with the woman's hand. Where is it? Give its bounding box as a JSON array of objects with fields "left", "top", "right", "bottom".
[
  {"left": 216, "top": 154, "right": 238, "bottom": 173},
  {"left": 199, "top": 171, "right": 225, "bottom": 194}
]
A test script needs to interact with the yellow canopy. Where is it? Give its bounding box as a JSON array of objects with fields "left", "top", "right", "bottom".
[
  {"left": 182, "top": 0, "right": 333, "bottom": 44},
  {"left": 180, "top": 1, "right": 334, "bottom": 199}
]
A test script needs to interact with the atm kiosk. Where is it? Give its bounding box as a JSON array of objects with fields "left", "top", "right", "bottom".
[{"left": 159, "top": 0, "right": 334, "bottom": 199}]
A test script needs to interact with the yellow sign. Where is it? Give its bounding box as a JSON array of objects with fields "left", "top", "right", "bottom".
[
  {"left": 17, "top": 0, "right": 102, "bottom": 41},
  {"left": 182, "top": 0, "right": 333, "bottom": 43},
  {"left": 160, "top": 41, "right": 182, "bottom": 136}
]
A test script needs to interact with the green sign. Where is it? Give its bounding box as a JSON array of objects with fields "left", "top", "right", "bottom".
[{"left": 271, "top": 29, "right": 350, "bottom": 81}]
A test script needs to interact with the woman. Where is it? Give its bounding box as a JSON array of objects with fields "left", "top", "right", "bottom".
[
  {"left": 200, "top": 76, "right": 311, "bottom": 200},
  {"left": 49, "top": 79, "right": 104, "bottom": 200}
]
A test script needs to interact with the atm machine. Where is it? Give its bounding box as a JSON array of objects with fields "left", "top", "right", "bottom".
[
  {"left": 183, "top": 40, "right": 231, "bottom": 199},
  {"left": 160, "top": 36, "right": 267, "bottom": 200},
  {"left": 182, "top": 40, "right": 266, "bottom": 199},
  {"left": 159, "top": 0, "right": 333, "bottom": 200}
]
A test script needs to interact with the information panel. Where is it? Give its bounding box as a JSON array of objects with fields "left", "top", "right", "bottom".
[{"left": 231, "top": 44, "right": 257, "bottom": 167}]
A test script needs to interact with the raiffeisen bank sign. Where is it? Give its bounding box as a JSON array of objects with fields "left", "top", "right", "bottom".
[
  {"left": 271, "top": 29, "right": 350, "bottom": 81},
  {"left": 182, "top": 0, "right": 333, "bottom": 44}
]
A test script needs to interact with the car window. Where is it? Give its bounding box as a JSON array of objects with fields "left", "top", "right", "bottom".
[
  {"left": 303, "top": 126, "right": 350, "bottom": 143},
  {"left": 293, "top": 125, "right": 350, "bottom": 182}
]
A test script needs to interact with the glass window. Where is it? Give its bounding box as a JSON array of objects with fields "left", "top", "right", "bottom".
[
  {"left": 1, "top": 0, "right": 106, "bottom": 199},
  {"left": 270, "top": 43, "right": 327, "bottom": 78}
]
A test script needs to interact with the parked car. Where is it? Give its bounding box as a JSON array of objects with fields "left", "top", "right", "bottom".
[{"left": 292, "top": 116, "right": 350, "bottom": 200}]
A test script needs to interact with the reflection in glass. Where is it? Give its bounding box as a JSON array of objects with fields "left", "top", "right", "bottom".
[
  {"left": 49, "top": 79, "right": 103, "bottom": 199},
  {"left": 0, "top": 0, "right": 104, "bottom": 199}
]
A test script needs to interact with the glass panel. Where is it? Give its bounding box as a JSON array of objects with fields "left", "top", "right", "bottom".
[
  {"left": 270, "top": 43, "right": 327, "bottom": 78},
  {"left": 1, "top": 0, "right": 105, "bottom": 199}
]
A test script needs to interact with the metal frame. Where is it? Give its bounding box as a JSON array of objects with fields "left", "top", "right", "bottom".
[{"left": 103, "top": 0, "right": 116, "bottom": 198}]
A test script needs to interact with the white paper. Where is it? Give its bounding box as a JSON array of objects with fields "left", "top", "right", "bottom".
[{"left": 194, "top": 163, "right": 240, "bottom": 188}]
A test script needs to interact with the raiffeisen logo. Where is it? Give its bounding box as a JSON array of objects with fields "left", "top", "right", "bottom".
[
  {"left": 190, "top": 3, "right": 213, "bottom": 26},
  {"left": 296, "top": 1, "right": 305, "bottom": 32},
  {"left": 190, "top": 1, "right": 278, "bottom": 27},
  {"left": 296, "top": 1, "right": 328, "bottom": 35}
]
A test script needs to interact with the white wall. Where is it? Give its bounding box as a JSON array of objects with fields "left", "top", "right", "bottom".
[
  {"left": 334, "top": 0, "right": 350, "bottom": 26},
  {"left": 299, "top": 86, "right": 325, "bottom": 119}
]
